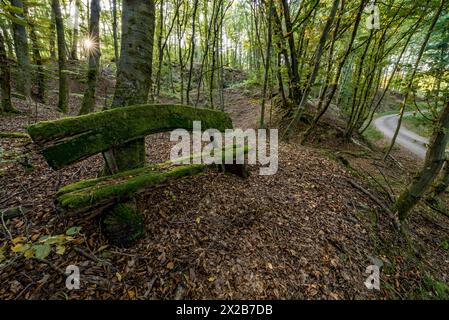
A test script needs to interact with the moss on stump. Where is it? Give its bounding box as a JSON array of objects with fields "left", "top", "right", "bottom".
[{"left": 101, "top": 202, "right": 144, "bottom": 247}]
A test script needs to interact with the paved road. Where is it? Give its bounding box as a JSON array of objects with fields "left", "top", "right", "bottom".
[{"left": 373, "top": 112, "right": 428, "bottom": 159}]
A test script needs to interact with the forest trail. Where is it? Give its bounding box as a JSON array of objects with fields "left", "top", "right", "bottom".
[{"left": 374, "top": 112, "right": 428, "bottom": 159}]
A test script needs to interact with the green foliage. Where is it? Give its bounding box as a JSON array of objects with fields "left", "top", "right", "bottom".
[
  {"left": 420, "top": 275, "right": 449, "bottom": 300},
  {"left": 402, "top": 113, "right": 435, "bottom": 137},
  {"left": 362, "top": 124, "right": 384, "bottom": 142}
]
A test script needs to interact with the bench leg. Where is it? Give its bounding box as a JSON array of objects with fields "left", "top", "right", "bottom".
[
  {"left": 101, "top": 201, "right": 144, "bottom": 247},
  {"left": 222, "top": 164, "right": 250, "bottom": 178}
]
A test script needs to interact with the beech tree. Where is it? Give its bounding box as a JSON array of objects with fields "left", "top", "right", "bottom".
[{"left": 110, "top": 0, "right": 156, "bottom": 171}]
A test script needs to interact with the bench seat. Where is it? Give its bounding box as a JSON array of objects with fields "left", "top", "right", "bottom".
[{"left": 56, "top": 145, "right": 248, "bottom": 214}]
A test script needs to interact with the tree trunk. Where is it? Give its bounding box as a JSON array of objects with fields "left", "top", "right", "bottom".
[
  {"left": 260, "top": 0, "right": 273, "bottom": 128},
  {"left": 51, "top": 0, "right": 69, "bottom": 113},
  {"left": 27, "top": 4, "right": 46, "bottom": 103},
  {"left": 80, "top": 0, "right": 101, "bottom": 115},
  {"left": 392, "top": 99, "right": 449, "bottom": 221},
  {"left": 49, "top": 9, "right": 56, "bottom": 60},
  {"left": 384, "top": 0, "right": 445, "bottom": 159},
  {"left": 70, "top": 0, "right": 80, "bottom": 60},
  {"left": 0, "top": 29, "right": 14, "bottom": 113},
  {"left": 10, "top": 0, "right": 31, "bottom": 98},
  {"left": 430, "top": 159, "right": 449, "bottom": 197},
  {"left": 111, "top": 0, "right": 119, "bottom": 63},
  {"left": 300, "top": 0, "right": 366, "bottom": 143},
  {"left": 186, "top": 0, "right": 199, "bottom": 105},
  {"left": 280, "top": 0, "right": 301, "bottom": 103},
  {"left": 111, "top": 0, "right": 156, "bottom": 171},
  {"left": 283, "top": 0, "right": 340, "bottom": 140}
]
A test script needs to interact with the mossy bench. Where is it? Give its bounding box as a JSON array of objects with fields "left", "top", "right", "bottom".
[{"left": 27, "top": 104, "right": 248, "bottom": 246}]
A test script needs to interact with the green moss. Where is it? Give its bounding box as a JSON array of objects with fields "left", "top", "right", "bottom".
[
  {"left": 420, "top": 275, "right": 449, "bottom": 300},
  {"left": 58, "top": 164, "right": 208, "bottom": 211},
  {"left": 0, "top": 132, "right": 30, "bottom": 139},
  {"left": 27, "top": 104, "right": 234, "bottom": 169},
  {"left": 102, "top": 203, "right": 144, "bottom": 247},
  {"left": 57, "top": 145, "right": 249, "bottom": 212}
]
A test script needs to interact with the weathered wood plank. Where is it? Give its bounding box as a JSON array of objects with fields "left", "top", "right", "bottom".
[
  {"left": 56, "top": 145, "right": 249, "bottom": 213},
  {"left": 27, "top": 104, "right": 233, "bottom": 169}
]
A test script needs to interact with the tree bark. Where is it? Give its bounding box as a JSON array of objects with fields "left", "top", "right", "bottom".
[
  {"left": 430, "top": 159, "right": 449, "bottom": 197},
  {"left": 260, "top": 0, "right": 273, "bottom": 128},
  {"left": 51, "top": 0, "right": 69, "bottom": 113},
  {"left": 111, "top": 0, "right": 119, "bottom": 63},
  {"left": 392, "top": 99, "right": 449, "bottom": 221},
  {"left": 0, "top": 29, "right": 14, "bottom": 113},
  {"left": 111, "top": 0, "right": 156, "bottom": 171},
  {"left": 26, "top": 4, "right": 46, "bottom": 102},
  {"left": 300, "top": 0, "right": 366, "bottom": 143},
  {"left": 80, "top": 0, "right": 101, "bottom": 115},
  {"left": 70, "top": 0, "right": 80, "bottom": 60},
  {"left": 186, "top": 0, "right": 199, "bottom": 105},
  {"left": 10, "top": 0, "right": 31, "bottom": 98},
  {"left": 283, "top": 0, "right": 340, "bottom": 140},
  {"left": 384, "top": 0, "right": 445, "bottom": 159}
]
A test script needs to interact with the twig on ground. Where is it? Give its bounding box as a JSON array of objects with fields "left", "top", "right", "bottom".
[
  {"left": 144, "top": 276, "right": 157, "bottom": 298},
  {"left": 1, "top": 211, "right": 13, "bottom": 240},
  {"left": 345, "top": 178, "right": 401, "bottom": 230}
]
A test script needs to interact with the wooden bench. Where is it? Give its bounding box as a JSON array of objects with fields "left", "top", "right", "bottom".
[{"left": 27, "top": 104, "right": 248, "bottom": 246}]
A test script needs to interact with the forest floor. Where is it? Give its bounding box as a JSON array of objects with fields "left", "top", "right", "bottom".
[{"left": 1, "top": 77, "right": 449, "bottom": 300}]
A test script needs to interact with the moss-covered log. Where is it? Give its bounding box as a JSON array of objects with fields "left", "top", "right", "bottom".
[
  {"left": 27, "top": 104, "right": 233, "bottom": 170},
  {"left": 57, "top": 164, "right": 207, "bottom": 212},
  {"left": 56, "top": 145, "right": 249, "bottom": 213},
  {"left": 0, "top": 132, "right": 30, "bottom": 139}
]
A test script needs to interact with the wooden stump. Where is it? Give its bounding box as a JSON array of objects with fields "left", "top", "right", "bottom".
[
  {"left": 101, "top": 202, "right": 144, "bottom": 247},
  {"left": 223, "top": 164, "right": 250, "bottom": 178}
]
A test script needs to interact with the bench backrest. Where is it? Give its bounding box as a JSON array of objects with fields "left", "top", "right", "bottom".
[{"left": 27, "top": 104, "right": 234, "bottom": 170}]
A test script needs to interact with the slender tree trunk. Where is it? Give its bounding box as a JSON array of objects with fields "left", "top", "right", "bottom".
[
  {"left": 70, "top": 0, "right": 80, "bottom": 60},
  {"left": 80, "top": 0, "right": 101, "bottom": 115},
  {"left": 359, "top": 17, "right": 422, "bottom": 134},
  {"left": 384, "top": 0, "right": 444, "bottom": 159},
  {"left": 0, "top": 29, "right": 14, "bottom": 113},
  {"left": 260, "top": 0, "right": 273, "bottom": 128},
  {"left": 110, "top": 0, "right": 156, "bottom": 171},
  {"left": 283, "top": 0, "right": 340, "bottom": 140},
  {"left": 49, "top": 9, "right": 56, "bottom": 60},
  {"left": 27, "top": 5, "right": 46, "bottom": 102},
  {"left": 51, "top": 0, "right": 69, "bottom": 113},
  {"left": 10, "top": 0, "right": 31, "bottom": 98},
  {"left": 280, "top": 0, "right": 301, "bottom": 103},
  {"left": 186, "top": 0, "right": 199, "bottom": 105},
  {"left": 111, "top": 0, "right": 119, "bottom": 63},
  {"left": 429, "top": 159, "right": 449, "bottom": 197},
  {"left": 300, "top": 0, "right": 366, "bottom": 143},
  {"left": 393, "top": 99, "right": 449, "bottom": 221}
]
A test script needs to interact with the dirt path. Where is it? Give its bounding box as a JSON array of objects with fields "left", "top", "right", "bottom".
[{"left": 374, "top": 112, "right": 428, "bottom": 159}]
